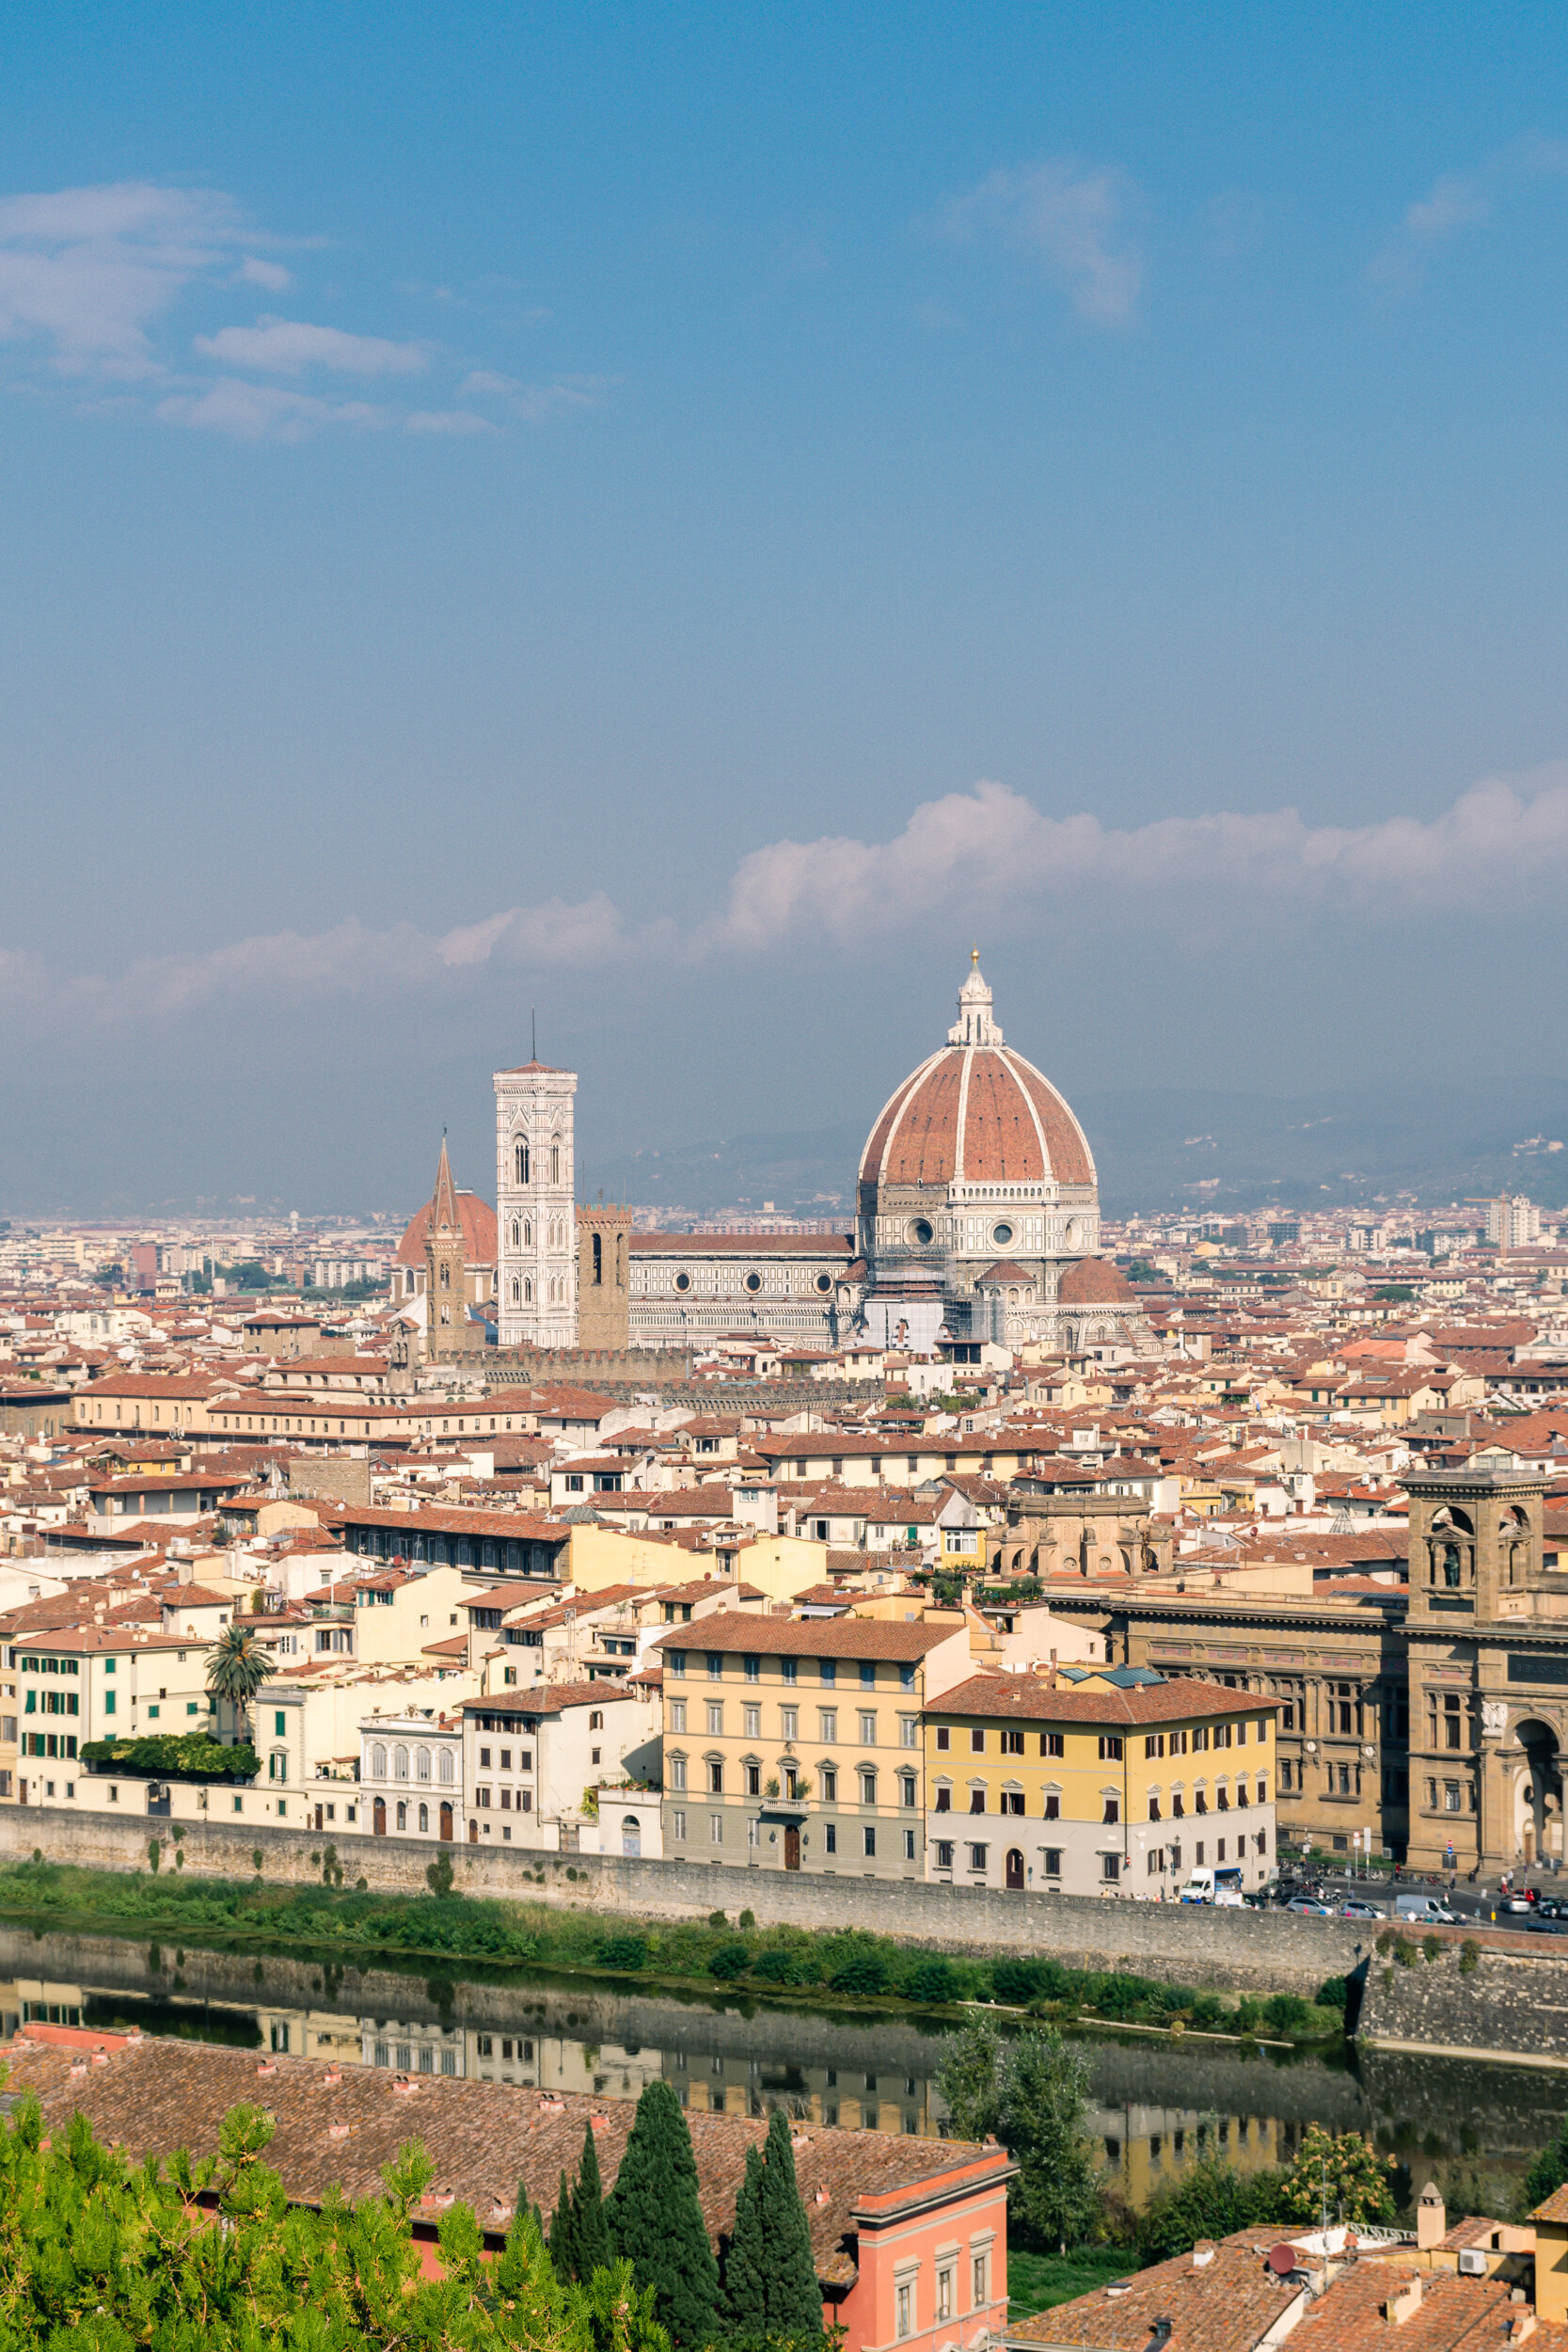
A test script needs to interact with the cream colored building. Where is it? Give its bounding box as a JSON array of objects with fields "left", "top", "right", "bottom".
[{"left": 651, "top": 1610, "right": 974, "bottom": 1881}]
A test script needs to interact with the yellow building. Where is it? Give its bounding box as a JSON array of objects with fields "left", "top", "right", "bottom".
[
  {"left": 923, "top": 1667, "right": 1278, "bottom": 1899},
  {"left": 652, "top": 1609, "right": 974, "bottom": 1881}
]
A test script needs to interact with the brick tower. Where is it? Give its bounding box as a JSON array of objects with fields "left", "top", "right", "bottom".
[{"left": 423, "top": 1135, "right": 468, "bottom": 1361}]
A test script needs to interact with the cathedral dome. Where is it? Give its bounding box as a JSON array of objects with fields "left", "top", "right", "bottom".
[
  {"left": 858, "top": 960, "right": 1095, "bottom": 1194},
  {"left": 396, "top": 1188, "right": 498, "bottom": 1270}
]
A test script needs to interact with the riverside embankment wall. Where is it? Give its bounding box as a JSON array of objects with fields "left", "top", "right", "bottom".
[
  {"left": 0, "top": 1807, "right": 1368, "bottom": 1996},
  {"left": 1357, "top": 1938, "right": 1568, "bottom": 2070}
]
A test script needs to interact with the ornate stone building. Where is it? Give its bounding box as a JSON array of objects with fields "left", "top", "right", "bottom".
[
  {"left": 462, "top": 959, "right": 1140, "bottom": 1358},
  {"left": 854, "top": 956, "right": 1139, "bottom": 1355},
  {"left": 494, "top": 1057, "right": 578, "bottom": 1350},
  {"left": 1403, "top": 1466, "right": 1568, "bottom": 1873}
]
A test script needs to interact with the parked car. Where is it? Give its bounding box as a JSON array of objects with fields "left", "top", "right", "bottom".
[
  {"left": 1535, "top": 1898, "right": 1568, "bottom": 1921},
  {"left": 1339, "top": 1900, "right": 1383, "bottom": 1920},
  {"left": 1527, "top": 1915, "right": 1568, "bottom": 1935},
  {"left": 1285, "top": 1896, "right": 1336, "bottom": 1917},
  {"left": 1500, "top": 1892, "right": 1536, "bottom": 1914}
]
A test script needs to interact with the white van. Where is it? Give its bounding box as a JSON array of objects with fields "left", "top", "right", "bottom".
[
  {"left": 1180, "top": 1867, "right": 1245, "bottom": 1907},
  {"left": 1394, "top": 1893, "right": 1460, "bottom": 1924}
]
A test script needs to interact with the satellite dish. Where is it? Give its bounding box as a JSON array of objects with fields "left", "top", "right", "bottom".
[{"left": 1267, "top": 2245, "right": 1299, "bottom": 2277}]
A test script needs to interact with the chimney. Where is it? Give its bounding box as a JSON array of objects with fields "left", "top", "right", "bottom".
[
  {"left": 1384, "top": 2279, "right": 1423, "bottom": 2326},
  {"left": 1417, "top": 2180, "right": 1447, "bottom": 2252}
]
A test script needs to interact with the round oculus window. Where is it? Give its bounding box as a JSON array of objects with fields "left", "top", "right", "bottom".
[
  {"left": 908, "top": 1218, "right": 935, "bottom": 1247},
  {"left": 992, "top": 1222, "right": 1014, "bottom": 1247},
  {"left": 744, "top": 1272, "right": 762, "bottom": 1293},
  {"left": 816, "top": 1272, "right": 832, "bottom": 1294},
  {"left": 673, "top": 1272, "right": 691, "bottom": 1293}
]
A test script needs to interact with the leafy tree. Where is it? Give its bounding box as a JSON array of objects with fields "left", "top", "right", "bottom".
[
  {"left": 1522, "top": 2113, "right": 1568, "bottom": 2213},
  {"left": 997, "top": 2026, "right": 1101, "bottom": 2253},
  {"left": 1277, "top": 2126, "right": 1398, "bottom": 2229},
  {"left": 0, "top": 2090, "right": 671, "bottom": 2352},
  {"left": 1137, "top": 2154, "right": 1286, "bottom": 2265},
  {"left": 604, "top": 2080, "right": 721, "bottom": 2346},
  {"left": 934, "top": 2018, "right": 1099, "bottom": 2252},
  {"left": 934, "top": 2014, "right": 1003, "bottom": 2142},
  {"left": 723, "top": 2107, "right": 823, "bottom": 2339}
]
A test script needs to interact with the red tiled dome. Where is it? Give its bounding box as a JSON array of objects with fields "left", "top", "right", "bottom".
[
  {"left": 1057, "top": 1256, "right": 1135, "bottom": 1305},
  {"left": 859, "top": 1044, "right": 1094, "bottom": 1190},
  {"left": 396, "top": 1190, "right": 499, "bottom": 1270}
]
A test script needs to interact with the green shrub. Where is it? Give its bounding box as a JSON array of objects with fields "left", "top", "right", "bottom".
[
  {"left": 904, "top": 1957, "right": 958, "bottom": 2004},
  {"left": 737, "top": 1909, "right": 755, "bottom": 1929},
  {"left": 597, "top": 1933, "right": 649, "bottom": 1972},
  {"left": 1459, "top": 1940, "right": 1481, "bottom": 1976},
  {"left": 1187, "top": 1993, "right": 1228, "bottom": 2030},
  {"left": 708, "top": 1941, "right": 750, "bottom": 1981},
  {"left": 990, "top": 1955, "right": 1046, "bottom": 2005},
  {"left": 1422, "top": 1933, "right": 1442, "bottom": 1963},
  {"left": 829, "top": 1950, "right": 889, "bottom": 1996},
  {"left": 752, "top": 1947, "right": 807, "bottom": 1985},
  {"left": 81, "top": 1734, "right": 260, "bottom": 1782},
  {"left": 1261, "top": 1993, "right": 1312, "bottom": 2037},
  {"left": 1317, "top": 1976, "right": 1349, "bottom": 2011},
  {"left": 1234, "top": 1995, "right": 1263, "bottom": 2036}
]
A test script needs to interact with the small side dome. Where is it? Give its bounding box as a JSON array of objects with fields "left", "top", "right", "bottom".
[{"left": 1057, "top": 1257, "right": 1135, "bottom": 1306}]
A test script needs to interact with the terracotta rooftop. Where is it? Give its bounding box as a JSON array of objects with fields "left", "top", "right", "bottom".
[{"left": 0, "top": 2032, "right": 1006, "bottom": 2290}]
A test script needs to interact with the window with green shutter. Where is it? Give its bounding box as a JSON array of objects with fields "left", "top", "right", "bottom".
[{"left": 275, "top": 1711, "right": 287, "bottom": 1738}]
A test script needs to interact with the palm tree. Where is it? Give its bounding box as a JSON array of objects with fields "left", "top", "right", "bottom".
[{"left": 205, "top": 1622, "right": 277, "bottom": 1747}]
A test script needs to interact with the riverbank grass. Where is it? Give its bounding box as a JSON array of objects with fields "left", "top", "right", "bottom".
[{"left": 0, "top": 1856, "right": 1346, "bottom": 2042}]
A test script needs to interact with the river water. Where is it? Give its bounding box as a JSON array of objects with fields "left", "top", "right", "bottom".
[{"left": 0, "top": 1922, "right": 1552, "bottom": 2211}]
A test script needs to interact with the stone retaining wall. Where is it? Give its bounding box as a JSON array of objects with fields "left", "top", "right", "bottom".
[
  {"left": 0, "top": 1808, "right": 1368, "bottom": 1995},
  {"left": 1357, "top": 1938, "right": 1568, "bottom": 2069}
]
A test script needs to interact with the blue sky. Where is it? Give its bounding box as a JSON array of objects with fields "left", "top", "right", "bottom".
[{"left": 6, "top": 4, "right": 1568, "bottom": 1215}]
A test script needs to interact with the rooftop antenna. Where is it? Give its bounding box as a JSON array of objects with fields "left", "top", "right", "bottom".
[{"left": 531, "top": 1008, "right": 537, "bottom": 1062}]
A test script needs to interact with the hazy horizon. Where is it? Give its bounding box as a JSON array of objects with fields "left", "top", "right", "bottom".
[{"left": 5, "top": 9, "right": 1568, "bottom": 1216}]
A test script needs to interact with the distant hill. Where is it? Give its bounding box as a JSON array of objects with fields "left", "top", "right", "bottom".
[{"left": 587, "top": 1081, "right": 1568, "bottom": 1221}]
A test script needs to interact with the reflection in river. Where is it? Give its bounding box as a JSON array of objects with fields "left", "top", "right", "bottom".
[{"left": 0, "top": 1923, "right": 1550, "bottom": 2209}]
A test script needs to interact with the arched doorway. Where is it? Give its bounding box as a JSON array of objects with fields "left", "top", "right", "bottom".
[
  {"left": 622, "top": 1813, "right": 641, "bottom": 1858},
  {"left": 439, "top": 1803, "right": 453, "bottom": 1842},
  {"left": 467, "top": 1817, "right": 478, "bottom": 1844},
  {"left": 372, "top": 1797, "right": 386, "bottom": 1836},
  {"left": 1006, "top": 1848, "right": 1024, "bottom": 1889},
  {"left": 1515, "top": 1719, "right": 1563, "bottom": 1864}
]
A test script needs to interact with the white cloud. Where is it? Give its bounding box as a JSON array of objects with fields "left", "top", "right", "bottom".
[
  {"left": 13, "top": 766, "right": 1568, "bottom": 1028},
  {"left": 458, "top": 368, "right": 520, "bottom": 396},
  {"left": 0, "top": 180, "right": 241, "bottom": 376},
  {"left": 233, "top": 256, "right": 293, "bottom": 292},
  {"left": 193, "top": 314, "right": 426, "bottom": 376},
  {"left": 939, "top": 158, "right": 1143, "bottom": 325},
  {"left": 155, "top": 377, "right": 385, "bottom": 442},
  {"left": 404, "top": 407, "right": 499, "bottom": 435},
  {"left": 1369, "top": 139, "right": 1568, "bottom": 295}
]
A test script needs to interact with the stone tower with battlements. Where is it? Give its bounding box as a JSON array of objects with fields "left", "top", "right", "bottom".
[
  {"left": 423, "top": 1136, "right": 468, "bottom": 1361},
  {"left": 494, "top": 1052, "right": 578, "bottom": 1348},
  {"left": 575, "top": 1205, "right": 632, "bottom": 1351}
]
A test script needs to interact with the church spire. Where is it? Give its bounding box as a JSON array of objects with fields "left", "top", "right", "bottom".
[
  {"left": 431, "top": 1132, "right": 460, "bottom": 1234},
  {"left": 948, "top": 954, "right": 1004, "bottom": 1046}
]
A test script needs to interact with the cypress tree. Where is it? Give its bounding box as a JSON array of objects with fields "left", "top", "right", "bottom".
[
  {"left": 548, "top": 2164, "right": 579, "bottom": 2283},
  {"left": 604, "top": 2078, "right": 721, "bottom": 2345},
  {"left": 754, "top": 2106, "right": 823, "bottom": 2340},
  {"left": 721, "top": 2143, "right": 768, "bottom": 2332},
  {"left": 575, "top": 2120, "right": 612, "bottom": 2280}
]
